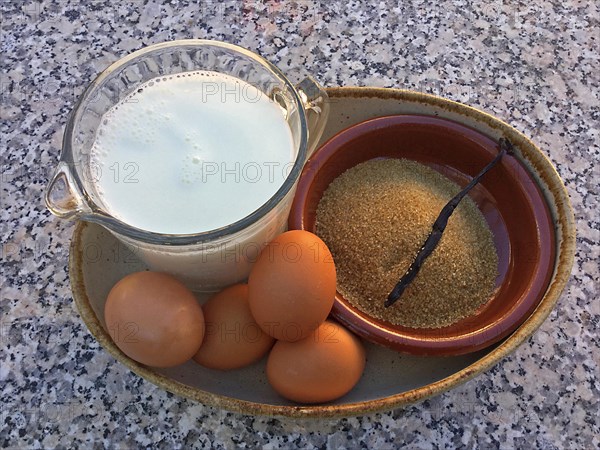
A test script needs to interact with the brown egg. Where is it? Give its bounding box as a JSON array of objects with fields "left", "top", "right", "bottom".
[
  {"left": 266, "top": 320, "right": 366, "bottom": 404},
  {"left": 104, "top": 271, "right": 205, "bottom": 368},
  {"left": 193, "top": 284, "right": 275, "bottom": 370},
  {"left": 248, "top": 230, "right": 336, "bottom": 342}
]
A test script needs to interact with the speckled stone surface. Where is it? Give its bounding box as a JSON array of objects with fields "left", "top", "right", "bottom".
[{"left": 1, "top": 1, "right": 598, "bottom": 448}]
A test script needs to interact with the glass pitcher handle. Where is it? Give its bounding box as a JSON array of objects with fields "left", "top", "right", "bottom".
[{"left": 296, "top": 76, "right": 330, "bottom": 157}]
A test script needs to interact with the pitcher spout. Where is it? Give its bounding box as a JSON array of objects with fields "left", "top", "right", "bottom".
[{"left": 45, "top": 161, "right": 90, "bottom": 219}]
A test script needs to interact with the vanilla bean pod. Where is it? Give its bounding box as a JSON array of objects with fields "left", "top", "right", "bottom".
[{"left": 385, "top": 138, "right": 514, "bottom": 308}]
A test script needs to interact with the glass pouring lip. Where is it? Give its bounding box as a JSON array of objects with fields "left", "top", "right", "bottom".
[{"left": 62, "top": 39, "right": 309, "bottom": 246}]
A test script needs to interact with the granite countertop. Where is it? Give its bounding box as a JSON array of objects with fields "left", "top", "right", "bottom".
[{"left": 1, "top": 1, "right": 598, "bottom": 448}]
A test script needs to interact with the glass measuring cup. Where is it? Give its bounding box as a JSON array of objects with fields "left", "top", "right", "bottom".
[{"left": 45, "top": 40, "right": 329, "bottom": 291}]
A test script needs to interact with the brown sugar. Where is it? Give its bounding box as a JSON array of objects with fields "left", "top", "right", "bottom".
[{"left": 315, "top": 159, "right": 498, "bottom": 329}]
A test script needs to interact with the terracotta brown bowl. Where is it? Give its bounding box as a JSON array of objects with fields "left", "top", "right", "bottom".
[{"left": 289, "top": 114, "right": 556, "bottom": 356}]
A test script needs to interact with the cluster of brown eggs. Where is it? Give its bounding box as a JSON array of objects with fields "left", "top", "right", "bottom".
[{"left": 104, "top": 230, "right": 366, "bottom": 404}]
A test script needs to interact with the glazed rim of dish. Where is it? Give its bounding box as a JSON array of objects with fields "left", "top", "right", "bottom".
[{"left": 69, "top": 87, "right": 575, "bottom": 418}]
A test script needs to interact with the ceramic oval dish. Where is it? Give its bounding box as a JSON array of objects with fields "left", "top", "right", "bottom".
[{"left": 68, "top": 87, "right": 575, "bottom": 418}]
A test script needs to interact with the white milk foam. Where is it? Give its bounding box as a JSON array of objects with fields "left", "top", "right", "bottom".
[{"left": 90, "top": 71, "right": 295, "bottom": 234}]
